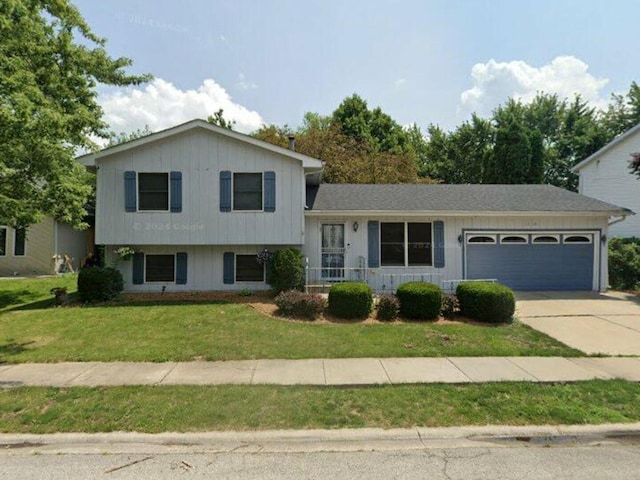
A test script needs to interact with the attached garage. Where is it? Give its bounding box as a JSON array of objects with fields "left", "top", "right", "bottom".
[{"left": 465, "top": 231, "right": 597, "bottom": 291}]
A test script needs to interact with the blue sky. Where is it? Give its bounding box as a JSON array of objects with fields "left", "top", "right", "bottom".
[{"left": 74, "top": 0, "right": 640, "bottom": 135}]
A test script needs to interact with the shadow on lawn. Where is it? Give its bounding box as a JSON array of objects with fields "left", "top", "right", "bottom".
[
  {"left": 0, "top": 289, "right": 44, "bottom": 310},
  {"left": 0, "top": 340, "right": 34, "bottom": 362}
]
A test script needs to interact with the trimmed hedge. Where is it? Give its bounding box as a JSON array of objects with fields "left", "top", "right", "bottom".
[
  {"left": 275, "top": 290, "right": 326, "bottom": 320},
  {"left": 376, "top": 294, "right": 400, "bottom": 321},
  {"left": 328, "top": 282, "right": 373, "bottom": 319},
  {"left": 395, "top": 282, "right": 442, "bottom": 320},
  {"left": 456, "top": 281, "right": 515, "bottom": 323},
  {"left": 268, "top": 248, "right": 305, "bottom": 294},
  {"left": 77, "top": 266, "right": 124, "bottom": 303},
  {"left": 608, "top": 237, "right": 640, "bottom": 290}
]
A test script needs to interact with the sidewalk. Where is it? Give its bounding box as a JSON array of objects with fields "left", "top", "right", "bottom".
[{"left": 1, "top": 356, "right": 639, "bottom": 387}]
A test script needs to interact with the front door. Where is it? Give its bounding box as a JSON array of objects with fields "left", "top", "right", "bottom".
[{"left": 321, "top": 223, "right": 345, "bottom": 279}]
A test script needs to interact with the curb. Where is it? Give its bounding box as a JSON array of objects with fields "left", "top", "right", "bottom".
[{"left": 1, "top": 423, "right": 639, "bottom": 454}]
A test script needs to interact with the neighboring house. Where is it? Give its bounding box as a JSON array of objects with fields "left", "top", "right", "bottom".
[
  {"left": 0, "top": 218, "right": 89, "bottom": 276},
  {"left": 572, "top": 122, "right": 640, "bottom": 238},
  {"left": 81, "top": 119, "right": 631, "bottom": 293}
]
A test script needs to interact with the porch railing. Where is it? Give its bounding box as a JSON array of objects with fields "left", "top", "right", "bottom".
[{"left": 305, "top": 267, "right": 368, "bottom": 293}]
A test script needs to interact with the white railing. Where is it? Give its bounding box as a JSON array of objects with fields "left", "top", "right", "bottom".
[
  {"left": 375, "top": 273, "right": 444, "bottom": 294},
  {"left": 441, "top": 278, "right": 498, "bottom": 294},
  {"left": 305, "top": 267, "right": 368, "bottom": 292}
]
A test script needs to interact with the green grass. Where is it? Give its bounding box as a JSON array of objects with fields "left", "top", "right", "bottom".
[
  {"left": 0, "top": 302, "right": 580, "bottom": 362},
  {"left": 1, "top": 381, "right": 639, "bottom": 433},
  {"left": 0, "top": 274, "right": 77, "bottom": 312},
  {"left": 0, "top": 276, "right": 580, "bottom": 362}
]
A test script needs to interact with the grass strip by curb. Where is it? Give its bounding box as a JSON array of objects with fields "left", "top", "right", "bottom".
[{"left": 1, "top": 381, "right": 639, "bottom": 433}]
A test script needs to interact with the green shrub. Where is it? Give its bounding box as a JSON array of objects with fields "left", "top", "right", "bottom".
[
  {"left": 275, "top": 290, "right": 326, "bottom": 320},
  {"left": 376, "top": 294, "right": 400, "bottom": 321},
  {"left": 441, "top": 294, "right": 460, "bottom": 318},
  {"left": 608, "top": 237, "right": 640, "bottom": 290},
  {"left": 456, "top": 281, "right": 515, "bottom": 323},
  {"left": 328, "top": 282, "right": 373, "bottom": 319},
  {"left": 395, "top": 282, "right": 442, "bottom": 320},
  {"left": 77, "top": 266, "right": 124, "bottom": 303},
  {"left": 267, "top": 248, "right": 305, "bottom": 294}
]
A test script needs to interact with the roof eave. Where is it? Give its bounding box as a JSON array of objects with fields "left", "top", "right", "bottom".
[
  {"left": 77, "top": 119, "right": 323, "bottom": 169},
  {"left": 304, "top": 209, "right": 632, "bottom": 217},
  {"left": 571, "top": 122, "right": 640, "bottom": 172}
]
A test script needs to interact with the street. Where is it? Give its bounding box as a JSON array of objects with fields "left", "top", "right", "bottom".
[{"left": 1, "top": 427, "right": 640, "bottom": 479}]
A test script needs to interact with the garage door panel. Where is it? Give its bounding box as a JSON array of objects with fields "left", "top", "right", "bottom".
[{"left": 466, "top": 236, "right": 594, "bottom": 291}]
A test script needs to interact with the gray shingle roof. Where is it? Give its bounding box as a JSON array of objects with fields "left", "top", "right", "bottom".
[{"left": 306, "top": 184, "right": 632, "bottom": 214}]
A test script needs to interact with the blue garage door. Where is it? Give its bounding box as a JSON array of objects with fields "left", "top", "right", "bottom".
[{"left": 466, "top": 233, "right": 595, "bottom": 291}]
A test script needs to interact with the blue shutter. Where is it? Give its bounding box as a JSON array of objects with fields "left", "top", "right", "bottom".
[
  {"left": 124, "top": 171, "right": 137, "bottom": 212},
  {"left": 132, "top": 252, "right": 144, "bottom": 284},
  {"left": 264, "top": 171, "right": 276, "bottom": 212},
  {"left": 433, "top": 220, "right": 445, "bottom": 268},
  {"left": 223, "top": 252, "right": 235, "bottom": 284},
  {"left": 367, "top": 221, "right": 380, "bottom": 268},
  {"left": 220, "top": 171, "right": 232, "bottom": 212},
  {"left": 170, "top": 171, "right": 182, "bottom": 213},
  {"left": 176, "top": 252, "right": 188, "bottom": 284}
]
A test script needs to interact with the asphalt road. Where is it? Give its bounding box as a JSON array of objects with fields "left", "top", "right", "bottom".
[{"left": 2, "top": 437, "right": 640, "bottom": 479}]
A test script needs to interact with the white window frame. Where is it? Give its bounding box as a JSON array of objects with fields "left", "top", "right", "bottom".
[
  {"left": 232, "top": 172, "right": 264, "bottom": 212},
  {"left": 499, "top": 234, "right": 528, "bottom": 244},
  {"left": 0, "top": 226, "right": 7, "bottom": 257},
  {"left": 563, "top": 234, "right": 593, "bottom": 244},
  {"left": 467, "top": 234, "right": 497, "bottom": 244},
  {"left": 13, "top": 227, "right": 26, "bottom": 257},
  {"left": 532, "top": 234, "right": 560, "bottom": 244},
  {"left": 144, "top": 253, "right": 176, "bottom": 283},
  {"left": 235, "top": 254, "right": 266, "bottom": 283},
  {"left": 137, "top": 172, "right": 170, "bottom": 213},
  {"left": 380, "top": 222, "right": 433, "bottom": 267}
]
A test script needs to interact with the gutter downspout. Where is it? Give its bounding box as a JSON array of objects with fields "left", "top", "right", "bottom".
[{"left": 608, "top": 215, "right": 628, "bottom": 227}]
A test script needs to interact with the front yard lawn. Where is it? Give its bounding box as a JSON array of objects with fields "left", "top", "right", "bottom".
[
  {"left": 1, "top": 380, "right": 639, "bottom": 433},
  {"left": 0, "top": 302, "right": 580, "bottom": 362},
  {"left": 0, "top": 276, "right": 580, "bottom": 362}
]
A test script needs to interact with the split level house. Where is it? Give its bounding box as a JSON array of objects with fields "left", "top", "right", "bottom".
[
  {"left": 573, "top": 122, "right": 640, "bottom": 238},
  {"left": 79, "top": 119, "right": 633, "bottom": 293}
]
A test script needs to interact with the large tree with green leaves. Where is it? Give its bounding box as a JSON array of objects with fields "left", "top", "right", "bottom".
[
  {"left": 601, "top": 81, "right": 640, "bottom": 139},
  {"left": 0, "top": 0, "right": 150, "bottom": 229}
]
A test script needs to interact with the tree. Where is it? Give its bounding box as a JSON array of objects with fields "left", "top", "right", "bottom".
[
  {"left": 106, "top": 125, "right": 153, "bottom": 147},
  {"left": 601, "top": 81, "right": 640, "bottom": 138},
  {"left": 488, "top": 105, "right": 532, "bottom": 184},
  {"left": 206, "top": 108, "right": 236, "bottom": 130},
  {"left": 0, "top": 0, "right": 150, "bottom": 229},
  {"left": 631, "top": 152, "right": 640, "bottom": 179}
]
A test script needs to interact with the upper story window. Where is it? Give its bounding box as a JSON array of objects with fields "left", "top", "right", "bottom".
[
  {"left": 138, "top": 173, "right": 169, "bottom": 211},
  {"left": 0, "top": 228, "right": 6, "bottom": 256},
  {"left": 14, "top": 228, "right": 26, "bottom": 256},
  {"left": 381, "top": 222, "right": 432, "bottom": 267},
  {"left": 233, "top": 173, "right": 263, "bottom": 211}
]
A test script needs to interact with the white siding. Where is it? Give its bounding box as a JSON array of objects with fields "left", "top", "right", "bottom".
[
  {"left": 96, "top": 129, "right": 305, "bottom": 246},
  {"left": 55, "top": 222, "right": 89, "bottom": 271},
  {"left": 109, "top": 244, "right": 286, "bottom": 292},
  {"left": 304, "top": 214, "right": 609, "bottom": 291},
  {"left": 578, "top": 131, "right": 640, "bottom": 237}
]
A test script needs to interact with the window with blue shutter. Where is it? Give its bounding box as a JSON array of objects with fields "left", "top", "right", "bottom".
[
  {"left": 124, "top": 171, "right": 137, "bottom": 212},
  {"left": 170, "top": 171, "right": 182, "bottom": 213},
  {"left": 433, "top": 221, "right": 445, "bottom": 268},
  {"left": 176, "top": 252, "right": 188, "bottom": 284},
  {"left": 220, "top": 171, "right": 232, "bottom": 212},
  {"left": 132, "top": 252, "right": 144, "bottom": 284},
  {"left": 367, "top": 221, "right": 380, "bottom": 268},
  {"left": 264, "top": 171, "right": 276, "bottom": 212},
  {"left": 223, "top": 252, "right": 235, "bottom": 284}
]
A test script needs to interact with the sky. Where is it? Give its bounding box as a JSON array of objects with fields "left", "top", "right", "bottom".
[{"left": 73, "top": 0, "right": 640, "bottom": 136}]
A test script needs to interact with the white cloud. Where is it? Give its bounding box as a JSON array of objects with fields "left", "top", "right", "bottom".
[
  {"left": 394, "top": 78, "right": 407, "bottom": 87},
  {"left": 236, "top": 73, "right": 258, "bottom": 91},
  {"left": 460, "top": 56, "right": 609, "bottom": 117},
  {"left": 99, "top": 78, "right": 264, "bottom": 137}
]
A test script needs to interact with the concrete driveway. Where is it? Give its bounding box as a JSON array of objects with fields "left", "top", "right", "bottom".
[{"left": 517, "top": 291, "right": 640, "bottom": 355}]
